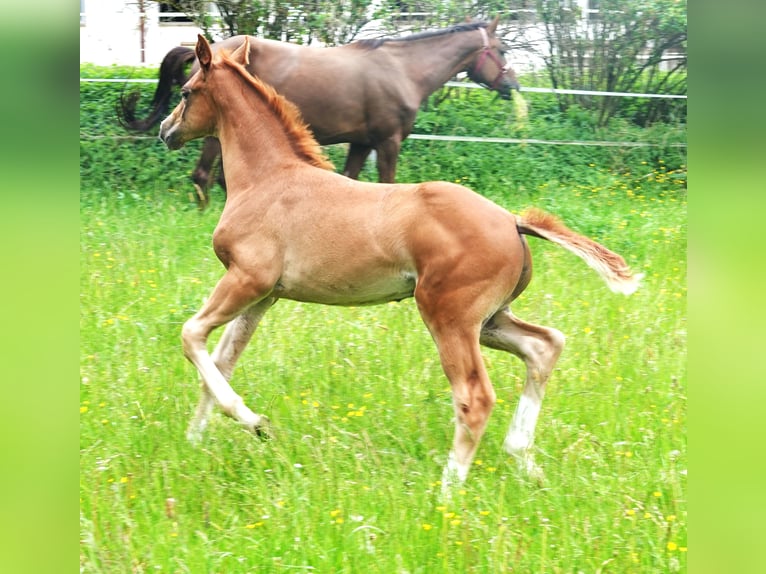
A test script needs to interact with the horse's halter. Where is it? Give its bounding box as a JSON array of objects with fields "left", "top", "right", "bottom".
[{"left": 470, "top": 26, "right": 509, "bottom": 91}]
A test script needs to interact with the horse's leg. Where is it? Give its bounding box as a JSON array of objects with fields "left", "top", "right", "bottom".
[
  {"left": 182, "top": 267, "right": 275, "bottom": 435},
  {"left": 215, "top": 151, "right": 227, "bottom": 195},
  {"left": 187, "top": 297, "right": 276, "bottom": 442},
  {"left": 436, "top": 329, "right": 496, "bottom": 490},
  {"left": 191, "top": 137, "right": 222, "bottom": 208},
  {"left": 480, "top": 308, "right": 565, "bottom": 481},
  {"left": 375, "top": 136, "right": 402, "bottom": 183},
  {"left": 342, "top": 143, "right": 373, "bottom": 180},
  {"left": 416, "top": 290, "right": 496, "bottom": 489}
]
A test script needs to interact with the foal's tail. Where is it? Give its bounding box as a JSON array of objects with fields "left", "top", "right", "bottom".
[
  {"left": 118, "top": 46, "right": 196, "bottom": 131},
  {"left": 516, "top": 208, "right": 643, "bottom": 295}
]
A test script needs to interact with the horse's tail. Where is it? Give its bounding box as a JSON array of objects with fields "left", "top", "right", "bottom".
[
  {"left": 516, "top": 208, "right": 642, "bottom": 295},
  {"left": 117, "top": 46, "right": 196, "bottom": 131}
]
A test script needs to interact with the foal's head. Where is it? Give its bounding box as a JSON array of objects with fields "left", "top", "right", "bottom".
[
  {"left": 159, "top": 35, "right": 250, "bottom": 150},
  {"left": 160, "top": 35, "right": 334, "bottom": 171},
  {"left": 465, "top": 17, "right": 520, "bottom": 100}
]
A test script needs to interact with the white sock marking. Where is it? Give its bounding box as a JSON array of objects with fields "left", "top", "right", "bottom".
[{"left": 504, "top": 393, "right": 541, "bottom": 455}]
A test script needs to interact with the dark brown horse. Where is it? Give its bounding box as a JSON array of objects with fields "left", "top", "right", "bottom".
[
  {"left": 159, "top": 35, "right": 641, "bottom": 490},
  {"left": 123, "top": 18, "right": 519, "bottom": 206}
]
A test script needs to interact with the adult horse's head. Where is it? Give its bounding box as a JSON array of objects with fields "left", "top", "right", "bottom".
[
  {"left": 466, "top": 16, "right": 520, "bottom": 100},
  {"left": 159, "top": 35, "right": 251, "bottom": 150}
]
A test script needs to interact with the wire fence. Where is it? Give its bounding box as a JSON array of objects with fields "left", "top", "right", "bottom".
[{"left": 80, "top": 76, "right": 688, "bottom": 99}]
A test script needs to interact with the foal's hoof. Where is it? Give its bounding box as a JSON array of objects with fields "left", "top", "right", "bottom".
[
  {"left": 516, "top": 456, "right": 545, "bottom": 487},
  {"left": 186, "top": 429, "right": 204, "bottom": 445},
  {"left": 244, "top": 415, "right": 272, "bottom": 440},
  {"left": 526, "top": 462, "right": 546, "bottom": 488},
  {"left": 509, "top": 451, "right": 546, "bottom": 486}
]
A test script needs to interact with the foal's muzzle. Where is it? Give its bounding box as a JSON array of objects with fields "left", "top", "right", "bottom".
[{"left": 159, "top": 119, "right": 184, "bottom": 150}]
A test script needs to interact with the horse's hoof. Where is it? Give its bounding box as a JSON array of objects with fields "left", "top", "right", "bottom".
[
  {"left": 508, "top": 450, "right": 546, "bottom": 486},
  {"left": 192, "top": 183, "right": 208, "bottom": 209},
  {"left": 186, "top": 430, "right": 203, "bottom": 445},
  {"left": 186, "top": 422, "right": 207, "bottom": 445},
  {"left": 527, "top": 463, "right": 545, "bottom": 487},
  {"left": 246, "top": 415, "right": 272, "bottom": 440},
  {"left": 516, "top": 455, "right": 546, "bottom": 487}
]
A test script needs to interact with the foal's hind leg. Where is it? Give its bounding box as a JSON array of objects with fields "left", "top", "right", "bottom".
[
  {"left": 417, "top": 294, "right": 497, "bottom": 489},
  {"left": 480, "top": 308, "right": 565, "bottom": 480},
  {"left": 187, "top": 297, "right": 276, "bottom": 442},
  {"left": 434, "top": 329, "right": 496, "bottom": 489}
]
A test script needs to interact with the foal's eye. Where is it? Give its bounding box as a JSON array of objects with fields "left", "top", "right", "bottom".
[{"left": 181, "top": 89, "right": 190, "bottom": 100}]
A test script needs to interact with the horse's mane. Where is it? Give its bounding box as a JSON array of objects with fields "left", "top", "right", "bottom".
[
  {"left": 353, "top": 20, "right": 488, "bottom": 50},
  {"left": 218, "top": 51, "right": 334, "bottom": 171}
]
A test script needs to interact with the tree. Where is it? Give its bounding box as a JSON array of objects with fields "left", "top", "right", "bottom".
[
  {"left": 534, "top": 0, "right": 686, "bottom": 126},
  {"left": 153, "top": 1, "right": 380, "bottom": 46},
  {"left": 154, "top": 1, "right": 536, "bottom": 46},
  {"left": 371, "top": 1, "right": 517, "bottom": 32}
]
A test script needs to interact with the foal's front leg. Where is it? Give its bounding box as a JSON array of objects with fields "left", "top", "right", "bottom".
[
  {"left": 187, "top": 297, "right": 276, "bottom": 442},
  {"left": 182, "top": 268, "right": 274, "bottom": 438}
]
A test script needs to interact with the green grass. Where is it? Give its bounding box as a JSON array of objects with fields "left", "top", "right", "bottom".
[{"left": 80, "top": 160, "right": 686, "bottom": 571}]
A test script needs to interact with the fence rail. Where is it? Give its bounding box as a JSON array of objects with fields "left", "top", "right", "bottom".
[
  {"left": 80, "top": 77, "right": 687, "bottom": 99},
  {"left": 79, "top": 131, "right": 686, "bottom": 148}
]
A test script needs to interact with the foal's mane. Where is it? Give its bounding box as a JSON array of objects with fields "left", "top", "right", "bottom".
[
  {"left": 217, "top": 51, "right": 334, "bottom": 171},
  {"left": 353, "top": 20, "right": 489, "bottom": 50}
]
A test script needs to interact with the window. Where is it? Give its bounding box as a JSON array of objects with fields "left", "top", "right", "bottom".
[
  {"left": 587, "top": 0, "right": 601, "bottom": 21},
  {"left": 159, "top": 2, "right": 194, "bottom": 24},
  {"left": 508, "top": 0, "right": 536, "bottom": 22},
  {"left": 80, "top": 0, "right": 85, "bottom": 26}
]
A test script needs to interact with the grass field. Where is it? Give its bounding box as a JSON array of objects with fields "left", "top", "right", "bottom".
[{"left": 80, "top": 144, "right": 686, "bottom": 572}]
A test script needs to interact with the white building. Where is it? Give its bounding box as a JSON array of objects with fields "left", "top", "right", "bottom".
[
  {"left": 80, "top": 1, "right": 206, "bottom": 66},
  {"left": 79, "top": 1, "right": 551, "bottom": 70}
]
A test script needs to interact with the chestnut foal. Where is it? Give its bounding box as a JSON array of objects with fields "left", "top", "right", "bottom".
[{"left": 160, "top": 35, "right": 641, "bottom": 489}]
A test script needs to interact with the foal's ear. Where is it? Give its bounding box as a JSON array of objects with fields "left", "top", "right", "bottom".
[
  {"left": 487, "top": 15, "right": 500, "bottom": 34},
  {"left": 230, "top": 36, "right": 251, "bottom": 66},
  {"left": 196, "top": 34, "right": 213, "bottom": 71}
]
